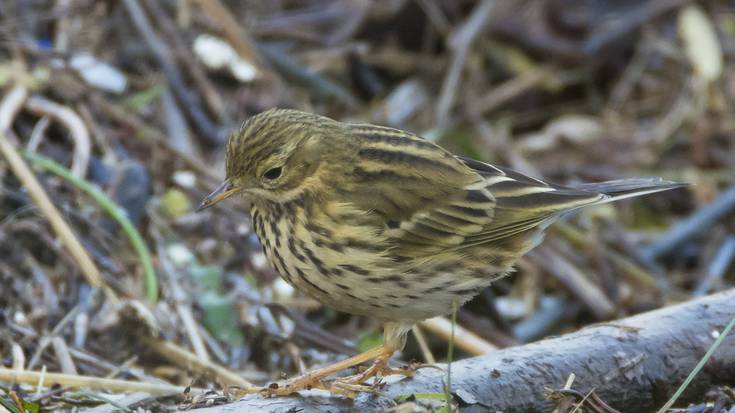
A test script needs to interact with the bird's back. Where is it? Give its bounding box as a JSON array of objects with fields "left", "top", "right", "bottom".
[{"left": 250, "top": 116, "right": 682, "bottom": 322}]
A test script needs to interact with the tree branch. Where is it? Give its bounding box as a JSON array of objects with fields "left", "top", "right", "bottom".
[{"left": 194, "top": 289, "right": 735, "bottom": 412}]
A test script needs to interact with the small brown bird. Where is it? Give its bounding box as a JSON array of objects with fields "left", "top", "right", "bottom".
[{"left": 199, "top": 108, "right": 683, "bottom": 395}]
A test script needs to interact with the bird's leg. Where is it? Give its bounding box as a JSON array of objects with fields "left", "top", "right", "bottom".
[
  {"left": 241, "top": 322, "right": 413, "bottom": 396},
  {"left": 331, "top": 322, "right": 415, "bottom": 389},
  {"left": 332, "top": 352, "right": 413, "bottom": 387},
  {"left": 239, "top": 345, "right": 392, "bottom": 396}
]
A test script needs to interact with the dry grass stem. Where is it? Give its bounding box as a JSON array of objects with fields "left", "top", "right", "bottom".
[
  {"left": 0, "top": 85, "right": 115, "bottom": 301},
  {"left": 0, "top": 368, "right": 190, "bottom": 395},
  {"left": 411, "top": 325, "right": 436, "bottom": 364},
  {"left": 145, "top": 338, "right": 253, "bottom": 388},
  {"left": 25, "top": 95, "right": 91, "bottom": 177},
  {"left": 420, "top": 317, "right": 497, "bottom": 356}
]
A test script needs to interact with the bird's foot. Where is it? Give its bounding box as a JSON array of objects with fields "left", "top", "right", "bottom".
[
  {"left": 236, "top": 363, "right": 413, "bottom": 397},
  {"left": 342, "top": 358, "right": 414, "bottom": 384},
  {"left": 233, "top": 371, "right": 385, "bottom": 398},
  {"left": 236, "top": 344, "right": 402, "bottom": 397},
  {"left": 320, "top": 357, "right": 413, "bottom": 397},
  {"left": 236, "top": 372, "right": 332, "bottom": 397}
]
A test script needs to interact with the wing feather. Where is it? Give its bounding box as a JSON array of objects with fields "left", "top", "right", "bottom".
[{"left": 342, "top": 129, "right": 605, "bottom": 259}]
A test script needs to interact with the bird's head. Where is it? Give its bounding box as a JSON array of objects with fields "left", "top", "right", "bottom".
[{"left": 198, "top": 109, "right": 346, "bottom": 210}]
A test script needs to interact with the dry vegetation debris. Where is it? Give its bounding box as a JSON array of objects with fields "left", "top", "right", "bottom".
[{"left": 0, "top": 0, "right": 734, "bottom": 411}]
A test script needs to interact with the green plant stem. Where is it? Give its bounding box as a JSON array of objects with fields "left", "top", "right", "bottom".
[
  {"left": 445, "top": 300, "right": 457, "bottom": 412},
  {"left": 22, "top": 150, "right": 158, "bottom": 303},
  {"left": 657, "top": 311, "right": 735, "bottom": 412}
]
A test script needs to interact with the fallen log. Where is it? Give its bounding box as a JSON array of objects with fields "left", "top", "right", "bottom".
[{"left": 194, "top": 289, "right": 735, "bottom": 412}]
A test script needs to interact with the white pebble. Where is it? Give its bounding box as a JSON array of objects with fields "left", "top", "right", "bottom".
[
  {"left": 193, "top": 34, "right": 257, "bottom": 82},
  {"left": 167, "top": 243, "right": 195, "bottom": 266},
  {"left": 272, "top": 278, "right": 295, "bottom": 300},
  {"left": 237, "top": 223, "right": 250, "bottom": 236},
  {"left": 69, "top": 53, "right": 127, "bottom": 94},
  {"left": 172, "top": 170, "right": 196, "bottom": 188},
  {"left": 251, "top": 252, "right": 268, "bottom": 269}
]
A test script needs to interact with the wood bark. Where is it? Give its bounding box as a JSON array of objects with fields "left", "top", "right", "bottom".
[{"left": 193, "top": 289, "right": 735, "bottom": 412}]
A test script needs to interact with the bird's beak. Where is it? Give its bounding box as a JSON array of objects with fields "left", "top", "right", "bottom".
[{"left": 198, "top": 179, "right": 239, "bottom": 211}]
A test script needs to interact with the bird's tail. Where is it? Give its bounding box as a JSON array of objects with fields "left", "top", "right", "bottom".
[{"left": 574, "top": 178, "right": 687, "bottom": 204}]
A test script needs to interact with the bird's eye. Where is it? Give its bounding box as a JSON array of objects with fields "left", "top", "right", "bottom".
[{"left": 263, "top": 167, "right": 282, "bottom": 180}]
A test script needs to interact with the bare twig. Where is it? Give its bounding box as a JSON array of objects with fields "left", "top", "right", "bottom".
[
  {"left": 258, "top": 44, "right": 357, "bottom": 107},
  {"left": 436, "top": 0, "right": 497, "bottom": 129},
  {"left": 411, "top": 325, "right": 435, "bottom": 364},
  {"left": 154, "top": 236, "right": 211, "bottom": 363},
  {"left": 122, "top": 0, "right": 225, "bottom": 145},
  {"left": 162, "top": 89, "right": 196, "bottom": 156},
  {"left": 324, "top": 0, "right": 370, "bottom": 46},
  {"left": 693, "top": 235, "right": 735, "bottom": 296},
  {"left": 0, "top": 368, "right": 191, "bottom": 395},
  {"left": 642, "top": 185, "right": 735, "bottom": 260},
  {"left": 420, "top": 317, "right": 497, "bottom": 356},
  {"left": 51, "top": 337, "right": 78, "bottom": 375},
  {"left": 528, "top": 247, "right": 616, "bottom": 320},
  {"left": 551, "top": 222, "right": 660, "bottom": 290},
  {"left": 10, "top": 343, "right": 24, "bottom": 371},
  {"left": 144, "top": 0, "right": 227, "bottom": 119},
  {"left": 416, "top": 0, "right": 451, "bottom": 37},
  {"left": 25, "top": 95, "right": 91, "bottom": 178},
  {"left": 26, "top": 115, "right": 50, "bottom": 152},
  {"left": 512, "top": 297, "right": 582, "bottom": 342},
  {"left": 0, "top": 84, "right": 26, "bottom": 131},
  {"left": 145, "top": 338, "right": 253, "bottom": 389},
  {"left": 470, "top": 66, "right": 548, "bottom": 116},
  {"left": 583, "top": 0, "right": 693, "bottom": 55}
]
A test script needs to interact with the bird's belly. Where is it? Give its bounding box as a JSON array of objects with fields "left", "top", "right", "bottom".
[
  {"left": 269, "top": 247, "right": 489, "bottom": 321},
  {"left": 257, "top": 234, "right": 491, "bottom": 320},
  {"left": 252, "top": 206, "right": 505, "bottom": 322}
]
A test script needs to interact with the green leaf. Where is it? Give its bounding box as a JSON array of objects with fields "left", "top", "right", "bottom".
[
  {"left": 0, "top": 394, "right": 39, "bottom": 413},
  {"left": 439, "top": 128, "right": 483, "bottom": 161},
  {"left": 356, "top": 330, "right": 383, "bottom": 352},
  {"left": 190, "top": 265, "right": 223, "bottom": 291},
  {"left": 444, "top": 300, "right": 457, "bottom": 412},
  {"left": 124, "top": 84, "right": 166, "bottom": 110},
  {"left": 394, "top": 392, "right": 447, "bottom": 403},
  {"left": 0, "top": 396, "right": 22, "bottom": 413},
  {"left": 22, "top": 399, "right": 40, "bottom": 413},
  {"left": 199, "top": 291, "right": 245, "bottom": 346}
]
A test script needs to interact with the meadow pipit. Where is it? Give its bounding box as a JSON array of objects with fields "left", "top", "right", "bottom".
[{"left": 199, "top": 109, "right": 683, "bottom": 395}]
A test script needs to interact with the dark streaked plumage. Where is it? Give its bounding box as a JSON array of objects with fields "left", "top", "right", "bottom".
[{"left": 199, "top": 108, "right": 684, "bottom": 395}]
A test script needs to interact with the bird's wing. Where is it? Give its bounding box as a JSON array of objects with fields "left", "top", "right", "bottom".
[
  {"left": 341, "top": 125, "right": 604, "bottom": 258},
  {"left": 455, "top": 156, "right": 604, "bottom": 248},
  {"left": 341, "top": 125, "right": 494, "bottom": 257},
  {"left": 340, "top": 125, "right": 600, "bottom": 257}
]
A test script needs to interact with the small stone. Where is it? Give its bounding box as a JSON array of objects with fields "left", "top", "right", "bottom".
[
  {"left": 272, "top": 278, "right": 295, "bottom": 300},
  {"left": 69, "top": 53, "right": 127, "bottom": 93},
  {"left": 172, "top": 170, "right": 196, "bottom": 188},
  {"left": 168, "top": 243, "right": 195, "bottom": 267},
  {"left": 251, "top": 252, "right": 268, "bottom": 270}
]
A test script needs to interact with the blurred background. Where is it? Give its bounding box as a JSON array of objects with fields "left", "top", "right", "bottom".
[{"left": 0, "top": 0, "right": 733, "bottom": 410}]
